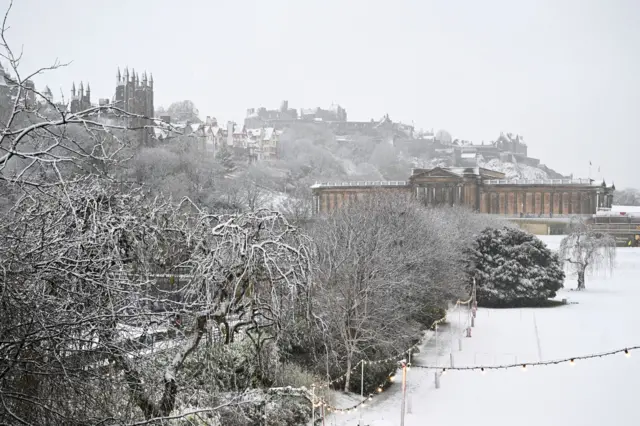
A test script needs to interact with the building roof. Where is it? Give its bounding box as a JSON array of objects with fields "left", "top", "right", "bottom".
[{"left": 311, "top": 181, "right": 408, "bottom": 189}]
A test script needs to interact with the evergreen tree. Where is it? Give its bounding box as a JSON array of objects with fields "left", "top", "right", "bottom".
[
  {"left": 468, "top": 226, "right": 565, "bottom": 307},
  {"left": 216, "top": 144, "right": 236, "bottom": 176}
]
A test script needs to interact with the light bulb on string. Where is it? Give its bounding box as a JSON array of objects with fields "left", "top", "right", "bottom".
[
  {"left": 389, "top": 375, "right": 395, "bottom": 382},
  {"left": 377, "top": 386, "right": 383, "bottom": 393},
  {"left": 442, "top": 368, "right": 447, "bottom": 375},
  {"left": 569, "top": 358, "right": 575, "bottom": 366},
  {"left": 522, "top": 364, "right": 527, "bottom": 372},
  {"left": 480, "top": 367, "right": 486, "bottom": 375},
  {"left": 625, "top": 349, "right": 631, "bottom": 358}
]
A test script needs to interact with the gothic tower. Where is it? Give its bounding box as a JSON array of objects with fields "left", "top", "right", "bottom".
[{"left": 115, "top": 66, "right": 154, "bottom": 146}]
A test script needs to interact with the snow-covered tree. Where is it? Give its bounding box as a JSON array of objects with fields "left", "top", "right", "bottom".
[
  {"left": 311, "top": 195, "right": 501, "bottom": 391},
  {"left": 558, "top": 218, "right": 616, "bottom": 290},
  {"left": 468, "top": 227, "right": 565, "bottom": 307},
  {"left": 613, "top": 188, "right": 640, "bottom": 206},
  {"left": 166, "top": 100, "right": 201, "bottom": 123}
]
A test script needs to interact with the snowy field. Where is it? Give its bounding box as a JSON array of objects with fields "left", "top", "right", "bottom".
[{"left": 323, "top": 235, "right": 640, "bottom": 426}]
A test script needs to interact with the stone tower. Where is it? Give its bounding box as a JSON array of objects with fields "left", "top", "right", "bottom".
[
  {"left": 114, "top": 66, "right": 154, "bottom": 146},
  {"left": 69, "top": 81, "right": 91, "bottom": 113}
]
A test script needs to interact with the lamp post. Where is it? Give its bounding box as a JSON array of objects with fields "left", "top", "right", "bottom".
[{"left": 400, "top": 359, "right": 407, "bottom": 426}]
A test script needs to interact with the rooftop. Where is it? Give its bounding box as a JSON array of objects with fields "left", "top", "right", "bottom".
[
  {"left": 484, "top": 178, "right": 603, "bottom": 186},
  {"left": 311, "top": 181, "right": 408, "bottom": 189}
]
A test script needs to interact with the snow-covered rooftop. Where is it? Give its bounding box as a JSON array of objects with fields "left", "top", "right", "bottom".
[{"left": 311, "top": 181, "right": 408, "bottom": 189}]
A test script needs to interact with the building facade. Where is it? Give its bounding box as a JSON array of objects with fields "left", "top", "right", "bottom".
[
  {"left": 311, "top": 167, "right": 615, "bottom": 216},
  {"left": 114, "top": 67, "right": 154, "bottom": 146},
  {"left": 69, "top": 82, "right": 91, "bottom": 113}
]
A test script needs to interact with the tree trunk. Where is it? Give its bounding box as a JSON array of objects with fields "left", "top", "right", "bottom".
[
  {"left": 577, "top": 267, "right": 586, "bottom": 290},
  {"left": 344, "top": 354, "right": 352, "bottom": 392}
]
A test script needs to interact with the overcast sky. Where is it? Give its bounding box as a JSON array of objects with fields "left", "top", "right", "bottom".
[{"left": 4, "top": 0, "right": 638, "bottom": 188}]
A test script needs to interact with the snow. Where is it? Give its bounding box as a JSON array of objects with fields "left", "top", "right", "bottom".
[
  {"left": 478, "top": 158, "right": 549, "bottom": 181},
  {"left": 323, "top": 236, "right": 640, "bottom": 425},
  {"left": 612, "top": 205, "right": 640, "bottom": 213}
]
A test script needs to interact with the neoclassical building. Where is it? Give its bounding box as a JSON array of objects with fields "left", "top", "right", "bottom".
[{"left": 311, "top": 167, "right": 615, "bottom": 216}]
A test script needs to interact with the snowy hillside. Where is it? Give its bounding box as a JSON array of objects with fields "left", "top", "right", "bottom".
[
  {"left": 408, "top": 155, "right": 553, "bottom": 181},
  {"left": 478, "top": 158, "right": 550, "bottom": 180}
]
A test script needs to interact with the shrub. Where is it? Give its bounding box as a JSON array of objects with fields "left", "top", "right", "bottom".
[{"left": 468, "top": 227, "right": 565, "bottom": 308}]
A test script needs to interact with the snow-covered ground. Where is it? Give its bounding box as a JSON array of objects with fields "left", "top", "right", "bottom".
[
  {"left": 324, "top": 236, "right": 640, "bottom": 425},
  {"left": 612, "top": 205, "right": 640, "bottom": 213}
]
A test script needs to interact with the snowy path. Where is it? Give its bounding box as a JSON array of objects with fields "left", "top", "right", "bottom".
[{"left": 324, "top": 237, "right": 640, "bottom": 426}]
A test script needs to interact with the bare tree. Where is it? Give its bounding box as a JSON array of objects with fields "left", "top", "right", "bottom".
[
  {"left": 0, "top": 179, "right": 312, "bottom": 423},
  {"left": 0, "top": 6, "right": 314, "bottom": 423},
  {"left": 558, "top": 217, "right": 616, "bottom": 290},
  {"left": 310, "top": 194, "right": 487, "bottom": 391}
]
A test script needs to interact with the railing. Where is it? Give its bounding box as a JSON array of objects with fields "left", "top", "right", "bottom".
[
  {"left": 499, "top": 214, "right": 593, "bottom": 219},
  {"left": 311, "top": 181, "right": 408, "bottom": 188},
  {"left": 484, "top": 178, "right": 594, "bottom": 185}
]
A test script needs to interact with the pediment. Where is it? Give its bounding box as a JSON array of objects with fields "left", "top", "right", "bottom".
[{"left": 411, "top": 167, "right": 463, "bottom": 181}]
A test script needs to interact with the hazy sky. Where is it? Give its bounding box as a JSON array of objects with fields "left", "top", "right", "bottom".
[{"left": 3, "top": 0, "right": 639, "bottom": 188}]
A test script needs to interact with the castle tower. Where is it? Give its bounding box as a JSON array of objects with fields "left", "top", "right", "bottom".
[
  {"left": 71, "top": 82, "right": 76, "bottom": 98},
  {"left": 85, "top": 82, "right": 91, "bottom": 105}
]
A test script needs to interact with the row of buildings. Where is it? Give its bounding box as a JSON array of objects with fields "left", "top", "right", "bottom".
[
  {"left": 244, "top": 100, "right": 415, "bottom": 139},
  {"left": 425, "top": 132, "right": 541, "bottom": 168},
  {"left": 311, "top": 167, "right": 616, "bottom": 217},
  {"left": 166, "top": 118, "right": 282, "bottom": 162},
  {"left": 241, "top": 101, "right": 543, "bottom": 170},
  {"left": 0, "top": 64, "right": 157, "bottom": 147}
]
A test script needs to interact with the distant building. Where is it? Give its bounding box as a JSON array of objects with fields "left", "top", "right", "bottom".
[
  {"left": 62, "top": 67, "right": 155, "bottom": 146},
  {"left": 0, "top": 62, "right": 36, "bottom": 107},
  {"left": 300, "top": 104, "right": 347, "bottom": 122},
  {"left": 114, "top": 67, "right": 154, "bottom": 146},
  {"left": 179, "top": 117, "right": 280, "bottom": 163},
  {"left": 247, "top": 127, "right": 281, "bottom": 161},
  {"left": 244, "top": 100, "right": 298, "bottom": 128},
  {"left": 495, "top": 132, "right": 527, "bottom": 156},
  {"left": 69, "top": 81, "right": 91, "bottom": 113},
  {"left": 311, "top": 167, "right": 615, "bottom": 217}
]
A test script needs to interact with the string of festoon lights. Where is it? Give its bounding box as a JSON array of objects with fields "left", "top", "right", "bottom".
[
  {"left": 414, "top": 345, "right": 639, "bottom": 374},
  {"left": 265, "top": 345, "right": 638, "bottom": 415},
  {"left": 304, "top": 296, "right": 475, "bottom": 413}
]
